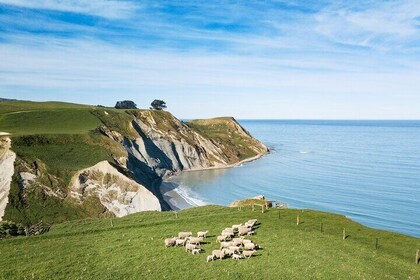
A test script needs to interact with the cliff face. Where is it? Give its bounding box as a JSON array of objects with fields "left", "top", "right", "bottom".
[
  {"left": 1, "top": 106, "right": 268, "bottom": 224},
  {"left": 0, "top": 137, "right": 16, "bottom": 221}
]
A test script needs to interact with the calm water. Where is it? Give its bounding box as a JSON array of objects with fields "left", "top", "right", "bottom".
[{"left": 167, "top": 120, "right": 420, "bottom": 237}]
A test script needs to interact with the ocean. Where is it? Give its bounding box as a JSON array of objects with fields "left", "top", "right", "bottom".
[{"left": 162, "top": 120, "right": 420, "bottom": 237}]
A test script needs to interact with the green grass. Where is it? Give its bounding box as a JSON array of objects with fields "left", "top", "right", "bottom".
[
  {"left": 0, "top": 206, "right": 418, "bottom": 279},
  {"left": 0, "top": 109, "right": 101, "bottom": 136}
]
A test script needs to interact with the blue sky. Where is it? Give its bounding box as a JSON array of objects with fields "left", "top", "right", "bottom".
[{"left": 0, "top": 0, "right": 419, "bottom": 119}]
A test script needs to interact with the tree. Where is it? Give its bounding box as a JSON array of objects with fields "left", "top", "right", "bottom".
[
  {"left": 115, "top": 100, "right": 137, "bottom": 109},
  {"left": 150, "top": 99, "right": 167, "bottom": 110}
]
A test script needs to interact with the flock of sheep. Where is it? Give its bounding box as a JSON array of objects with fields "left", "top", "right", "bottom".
[{"left": 164, "top": 218, "right": 262, "bottom": 262}]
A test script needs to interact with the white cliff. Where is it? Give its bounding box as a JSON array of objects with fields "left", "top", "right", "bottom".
[
  {"left": 69, "top": 161, "right": 161, "bottom": 217},
  {"left": 0, "top": 137, "right": 16, "bottom": 221}
]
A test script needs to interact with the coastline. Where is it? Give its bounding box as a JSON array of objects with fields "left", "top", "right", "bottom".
[{"left": 159, "top": 150, "right": 269, "bottom": 210}]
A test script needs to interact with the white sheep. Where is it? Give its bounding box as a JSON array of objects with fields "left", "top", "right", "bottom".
[
  {"left": 207, "top": 255, "right": 215, "bottom": 262},
  {"left": 178, "top": 232, "right": 193, "bottom": 239},
  {"left": 222, "top": 248, "right": 234, "bottom": 256},
  {"left": 216, "top": 235, "right": 228, "bottom": 243},
  {"left": 175, "top": 239, "right": 187, "bottom": 246},
  {"left": 212, "top": 250, "right": 225, "bottom": 260},
  {"left": 238, "top": 227, "right": 251, "bottom": 236},
  {"left": 188, "top": 236, "right": 203, "bottom": 245},
  {"left": 164, "top": 237, "right": 177, "bottom": 247},
  {"left": 244, "top": 242, "right": 256, "bottom": 250},
  {"left": 228, "top": 246, "right": 241, "bottom": 254},
  {"left": 197, "top": 231, "right": 209, "bottom": 238},
  {"left": 220, "top": 241, "right": 234, "bottom": 249},
  {"left": 242, "top": 250, "right": 255, "bottom": 259},
  {"left": 192, "top": 248, "right": 203, "bottom": 255},
  {"left": 247, "top": 231, "right": 255, "bottom": 236},
  {"left": 232, "top": 224, "right": 242, "bottom": 230},
  {"left": 232, "top": 253, "right": 242, "bottom": 260},
  {"left": 185, "top": 243, "right": 198, "bottom": 252},
  {"left": 221, "top": 231, "right": 234, "bottom": 238},
  {"left": 242, "top": 239, "right": 252, "bottom": 244}
]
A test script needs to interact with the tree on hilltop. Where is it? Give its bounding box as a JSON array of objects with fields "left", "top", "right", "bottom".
[
  {"left": 115, "top": 100, "right": 137, "bottom": 109},
  {"left": 150, "top": 100, "right": 167, "bottom": 110}
]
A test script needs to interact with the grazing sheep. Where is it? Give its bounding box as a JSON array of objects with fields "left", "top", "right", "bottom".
[
  {"left": 247, "top": 231, "right": 255, "bottom": 236},
  {"left": 217, "top": 235, "right": 228, "bottom": 243},
  {"left": 248, "top": 219, "right": 258, "bottom": 225},
  {"left": 212, "top": 250, "right": 225, "bottom": 260},
  {"left": 229, "top": 246, "right": 241, "bottom": 254},
  {"left": 242, "top": 250, "right": 255, "bottom": 259},
  {"left": 222, "top": 248, "right": 234, "bottom": 256},
  {"left": 185, "top": 243, "right": 198, "bottom": 252},
  {"left": 175, "top": 239, "right": 187, "bottom": 246},
  {"left": 238, "top": 228, "right": 251, "bottom": 236},
  {"left": 178, "top": 232, "right": 193, "bottom": 239},
  {"left": 224, "top": 227, "right": 234, "bottom": 232},
  {"left": 207, "top": 255, "right": 215, "bottom": 262},
  {"left": 232, "top": 253, "right": 242, "bottom": 260},
  {"left": 220, "top": 241, "right": 234, "bottom": 249},
  {"left": 232, "top": 224, "right": 242, "bottom": 230},
  {"left": 242, "top": 239, "right": 252, "bottom": 244},
  {"left": 232, "top": 239, "right": 243, "bottom": 246},
  {"left": 164, "top": 237, "right": 177, "bottom": 247},
  {"left": 244, "top": 243, "right": 256, "bottom": 250},
  {"left": 221, "top": 231, "right": 234, "bottom": 238},
  {"left": 197, "top": 231, "right": 209, "bottom": 238},
  {"left": 188, "top": 237, "right": 203, "bottom": 245},
  {"left": 192, "top": 248, "right": 203, "bottom": 255}
]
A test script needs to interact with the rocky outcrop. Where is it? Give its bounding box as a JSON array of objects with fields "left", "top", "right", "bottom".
[
  {"left": 69, "top": 161, "right": 161, "bottom": 217},
  {"left": 0, "top": 137, "right": 16, "bottom": 221}
]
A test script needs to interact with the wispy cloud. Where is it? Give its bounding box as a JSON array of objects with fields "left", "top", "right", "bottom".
[
  {"left": 0, "top": 0, "right": 419, "bottom": 118},
  {"left": 0, "top": 0, "right": 138, "bottom": 19}
]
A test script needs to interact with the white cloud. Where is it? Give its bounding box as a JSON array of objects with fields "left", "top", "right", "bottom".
[
  {"left": 315, "top": 0, "right": 420, "bottom": 49},
  {"left": 0, "top": 0, "right": 138, "bottom": 19}
]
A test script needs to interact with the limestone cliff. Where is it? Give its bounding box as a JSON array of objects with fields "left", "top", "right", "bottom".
[{"left": 0, "top": 137, "right": 16, "bottom": 221}]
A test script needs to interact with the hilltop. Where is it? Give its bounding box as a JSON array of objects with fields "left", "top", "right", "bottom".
[
  {"left": 0, "top": 101, "right": 268, "bottom": 225},
  {"left": 0, "top": 205, "right": 418, "bottom": 279}
]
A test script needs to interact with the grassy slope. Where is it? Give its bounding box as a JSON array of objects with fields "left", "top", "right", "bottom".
[{"left": 0, "top": 206, "right": 418, "bottom": 280}]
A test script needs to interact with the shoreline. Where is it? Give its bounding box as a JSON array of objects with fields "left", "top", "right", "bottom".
[{"left": 159, "top": 150, "right": 269, "bottom": 210}]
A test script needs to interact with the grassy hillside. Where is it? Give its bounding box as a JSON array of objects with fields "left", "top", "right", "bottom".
[{"left": 0, "top": 205, "right": 418, "bottom": 279}]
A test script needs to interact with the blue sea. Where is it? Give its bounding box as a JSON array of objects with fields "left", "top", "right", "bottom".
[{"left": 165, "top": 120, "right": 420, "bottom": 237}]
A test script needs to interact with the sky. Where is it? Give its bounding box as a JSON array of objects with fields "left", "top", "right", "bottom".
[{"left": 0, "top": 0, "right": 419, "bottom": 119}]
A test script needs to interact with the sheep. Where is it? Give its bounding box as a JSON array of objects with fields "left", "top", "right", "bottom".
[
  {"left": 232, "top": 253, "right": 242, "bottom": 260},
  {"left": 216, "top": 235, "right": 228, "bottom": 243},
  {"left": 242, "top": 250, "right": 255, "bottom": 259},
  {"left": 224, "top": 227, "right": 234, "bottom": 232},
  {"left": 244, "top": 242, "right": 256, "bottom": 250},
  {"left": 242, "top": 239, "right": 252, "bottom": 244},
  {"left": 220, "top": 241, "right": 234, "bottom": 249},
  {"left": 207, "top": 255, "right": 215, "bottom": 262},
  {"left": 185, "top": 243, "right": 198, "bottom": 252},
  {"left": 212, "top": 250, "right": 225, "bottom": 260},
  {"left": 222, "top": 248, "right": 234, "bottom": 256},
  {"left": 188, "top": 237, "right": 203, "bottom": 245},
  {"left": 247, "top": 231, "right": 255, "bottom": 236},
  {"left": 232, "top": 239, "right": 243, "bottom": 247},
  {"left": 248, "top": 219, "right": 258, "bottom": 225},
  {"left": 164, "top": 237, "right": 177, "bottom": 247},
  {"left": 238, "top": 227, "right": 251, "bottom": 236},
  {"left": 197, "top": 231, "right": 209, "bottom": 238},
  {"left": 175, "top": 239, "right": 187, "bottom": 246},
  {"left": 232, "top": 224, "right": 242, "bottom": 230},
  {"left": 221, "top": 231, "right": 234, "bottom": 238},
  {"left": 178, "top": 232, "right": 193, "bottom": 239},
  {"left": 192, "top": 248, "right": 203, "bottom": 255},
  {"left": 229, "top": 246, "right": 241, "bottom": 254}
]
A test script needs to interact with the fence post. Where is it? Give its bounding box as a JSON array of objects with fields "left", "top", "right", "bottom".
[
  {"left": 296, "top": 215, "right": 299, "bottom": 225},
  {"left": 111, "top": 219, "right": 114, "bottom": 227},
  {"left": 262, "top": 205, "right": 264, "bottom": 213},
  {"left": 175, "top": 212, "right": 178, "bottom": 219},
  {"left": 342, "top": 228, "right": 346, "bottom": 240},
  {"left": 252, "top": 204, "right": 255, "bottom": 211},
  {"left": 416, "top": 249, "right": 419, "bottom": 264}
]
